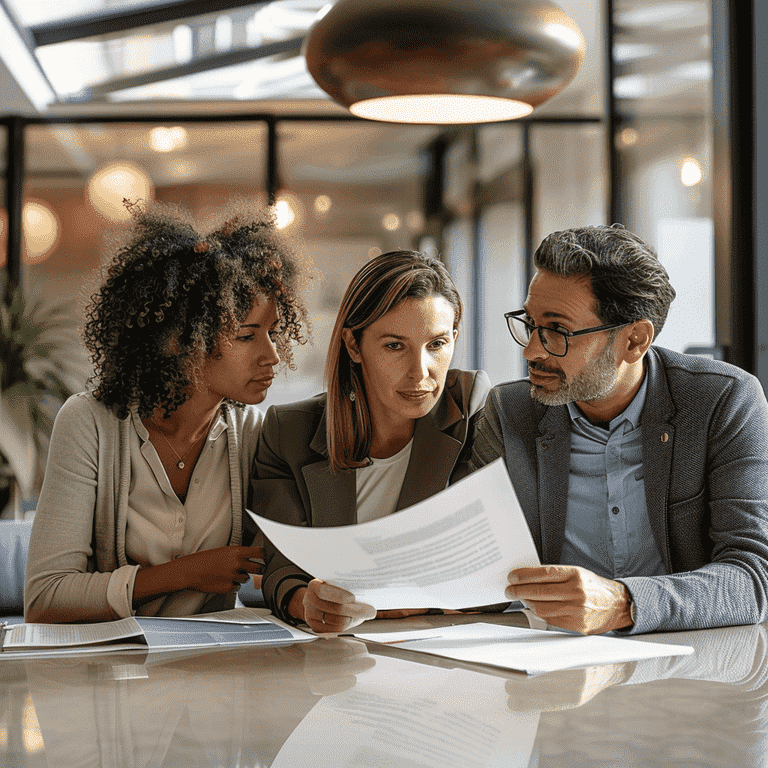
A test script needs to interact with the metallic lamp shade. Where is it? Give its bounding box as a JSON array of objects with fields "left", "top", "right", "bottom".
[{"left": 304, "top": 0, "right": 586, "bottom": 124}]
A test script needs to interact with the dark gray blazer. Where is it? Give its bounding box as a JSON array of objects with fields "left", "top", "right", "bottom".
[
  {"left": 253, "top": 369, "right": 490, "bottom": 621},
  {"left": 470, "top": 346, "right": 768, "bottom": 633}
]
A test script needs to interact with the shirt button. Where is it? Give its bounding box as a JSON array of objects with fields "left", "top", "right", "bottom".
[
  {"left": 194, "top": 479, "right": 200, "bottom": 484},
  {"left": 612, "top": 506, "right": 620, "bottom": 515},
  {"left": 178, "top": 517, "right": 184, "bottom": 523}
]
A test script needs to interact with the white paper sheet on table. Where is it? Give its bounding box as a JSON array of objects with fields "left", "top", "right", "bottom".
[
  {"left": 354, "top": 622, "right": 695, "bottom": 675},
  {"left": 250, "top": 459, "right": 539, "bottom": 610}
]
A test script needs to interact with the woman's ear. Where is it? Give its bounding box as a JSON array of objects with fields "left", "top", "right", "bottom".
[{"left": 341, "top": 328, "right": 362, "bottom": 363}]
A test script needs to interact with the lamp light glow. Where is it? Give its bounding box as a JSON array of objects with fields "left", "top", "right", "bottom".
[
  {"left": 150, "top": 126, "right": 188, "bottom": 152},
  {"left": 382, "top": 213, "right": 401, "bottom": 231},
  {"left": 22, "top": 200, "right": 60, "bottom": 263},
  {"left": 350, "top": 95, "right": 533, "bottom": 124},
  {"left": 273, "top": 193, "right": 303, "bottom": 230},
  {"left": 681, "top": 158, "right": 702, "bottom": 187},
  {"left": 87, "top": 161, "right": 154, "bottom": 221}
]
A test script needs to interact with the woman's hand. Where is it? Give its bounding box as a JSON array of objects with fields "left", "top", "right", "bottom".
[
  {"left": 174, "top": 546, "right": 265, "bottom": 593},
  {"left": 133, "top": 546, "right": 265, "bottom": 604},
  {"left": 297, "top": 579, "right": 376, "bottom": 634}
]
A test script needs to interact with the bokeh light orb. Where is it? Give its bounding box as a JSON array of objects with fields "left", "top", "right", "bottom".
[
  {"left": 23, "top": 200, "right": 61, "bottom": 263},
  {"left": 87, "top": 161, "right": 154, "bottom": 221}
]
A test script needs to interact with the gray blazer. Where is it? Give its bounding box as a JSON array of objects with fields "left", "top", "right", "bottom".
[
  {"left": 253, "top": 369, "right": 490, "bottom": 621},
  {"left": 470, "top": 347, "right": 768, "bottom": 633}
]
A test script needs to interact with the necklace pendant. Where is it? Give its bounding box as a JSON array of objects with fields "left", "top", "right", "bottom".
[{"left": 177, "top": 461, "right": 185, "bottom": 469}]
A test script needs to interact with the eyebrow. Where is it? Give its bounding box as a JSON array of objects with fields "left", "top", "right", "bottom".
[
  {"left": 523, "top": 307, "right": 574, "bottom": 323},
  {"left": 377, "top": 328, "right": 453, "bottom": 340},
  {"left": 240, "top": 319, "right": 279, "bottom": 329}
]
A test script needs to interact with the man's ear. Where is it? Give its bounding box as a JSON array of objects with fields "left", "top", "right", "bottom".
[
  {"left": 623, "top": 319, "right": 654, "bottom": 363},
  {"left": 341, "top": 328, "right": 362, "bottom": 363}
]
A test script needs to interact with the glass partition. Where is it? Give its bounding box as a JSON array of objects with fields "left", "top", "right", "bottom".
[{"left": 613, "top": 0, "right": 714, "bottom": 355}]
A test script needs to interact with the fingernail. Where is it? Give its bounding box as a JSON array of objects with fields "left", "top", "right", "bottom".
[{"left": 507, "top": 574, "right": 518, "bottom": 585}]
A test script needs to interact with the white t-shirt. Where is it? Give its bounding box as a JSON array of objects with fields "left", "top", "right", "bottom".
[{"left": 355, "top": 440, "right": 414, "bottom": 523}]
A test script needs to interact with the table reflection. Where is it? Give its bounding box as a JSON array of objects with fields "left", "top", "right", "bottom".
[{"left": 5, "top": 619, "right": 767, "bottom": 767}]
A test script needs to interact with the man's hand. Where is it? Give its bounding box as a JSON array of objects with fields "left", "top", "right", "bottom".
[
  {"left": 505, "top": 565, "right": 634, "bottom": 635},
  {"left": 300, "top": 579, "right": 376, "bottom": 634}
]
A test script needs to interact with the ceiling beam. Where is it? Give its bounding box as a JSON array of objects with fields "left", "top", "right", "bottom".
[
  {"left": 74, "top": 37, "right": 304, "bottom": 99},
  {"left": 31, "top": 0, "right": 272, "bottom": 47}
]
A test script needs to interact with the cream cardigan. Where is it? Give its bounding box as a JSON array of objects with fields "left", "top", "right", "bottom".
[{"left": 25, "top": 393, "right": 263, "bottom": 622}]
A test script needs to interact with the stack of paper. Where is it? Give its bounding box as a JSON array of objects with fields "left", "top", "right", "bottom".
[{"left": 354, "top": 622, "right": 694, "bottom": 675}]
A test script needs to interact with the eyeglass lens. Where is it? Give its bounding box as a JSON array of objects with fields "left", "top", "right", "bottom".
[{"left": 508, "top": 316, "right": 567, "bottom": 355}]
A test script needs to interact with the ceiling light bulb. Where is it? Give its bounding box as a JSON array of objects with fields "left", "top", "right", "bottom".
[
  {"left": 22, "top": 200, "right": 60, "bottom": 263},
  {"left": 150, "top": 126, "right": 188, "bottom": 152},
  {"left": 274, "top": 199, "right": 295, "bottom": 229},
  {"left": 87, "top": 161, "right": 154, "bottom": 221},
  {"left": 382, "top": 213, "right": 401, "bottom": 231},
  {"left": 681, "top": 158, "right": 702, "bottom": 187},
  {"left": 314, "top": 195, "right": 332, "bottom": 214}
]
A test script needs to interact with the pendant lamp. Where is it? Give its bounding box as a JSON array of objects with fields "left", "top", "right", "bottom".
[{"left": 304, "top": 0, "right": 586, "bottom": 124}]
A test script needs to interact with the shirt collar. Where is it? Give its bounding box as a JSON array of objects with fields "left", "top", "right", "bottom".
[
  {"left": 566, "top": 367, "right": 649, "bottom": 432},
  {"left": 131, "top": 405, "right": 227, "bottom": 442}
]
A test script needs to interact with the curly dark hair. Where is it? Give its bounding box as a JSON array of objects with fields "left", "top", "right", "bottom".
[
  {"left": 83, "top": 200, "right": 311, "bottom": 418},
  {"left": 533, "top": 223, "right": 676, "bottom": 338}
]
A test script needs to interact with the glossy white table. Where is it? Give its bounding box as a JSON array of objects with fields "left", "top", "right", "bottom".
[{"left": 1, "top": 612, "right": 766, "bottom": 767}]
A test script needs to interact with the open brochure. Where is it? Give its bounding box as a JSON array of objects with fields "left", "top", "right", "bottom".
[{"left": 0, "top": 608, "right": 315, "bottom": 658}]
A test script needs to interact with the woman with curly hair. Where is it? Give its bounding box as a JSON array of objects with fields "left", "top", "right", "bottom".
[
  {"left": 253, "top": 250, "right": 490, "bottom": 633},
  {"left": 25, "top": 201, "right": 309, "bottom": 622}
]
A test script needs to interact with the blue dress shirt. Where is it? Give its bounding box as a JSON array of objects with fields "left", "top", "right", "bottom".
[{"left": 560, "top": 374, "right": 667, "bottom": 579}]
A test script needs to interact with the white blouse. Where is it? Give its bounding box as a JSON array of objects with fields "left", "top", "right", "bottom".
[{"left": 105, "top": 409, "right": 232, "bottom": 617}]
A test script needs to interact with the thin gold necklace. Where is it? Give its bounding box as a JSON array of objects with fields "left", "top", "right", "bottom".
[{"left": 151, "top": 408, "right": 219, "bottom": 470}]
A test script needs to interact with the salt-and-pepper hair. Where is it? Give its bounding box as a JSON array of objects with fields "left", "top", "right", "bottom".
[{"left": 533, "top": 223, "right": 676, "bottom": 338}]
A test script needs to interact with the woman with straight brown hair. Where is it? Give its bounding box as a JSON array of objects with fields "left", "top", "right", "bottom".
[{"left": 253, "top": 250, "right": 490, "bottom": 633}]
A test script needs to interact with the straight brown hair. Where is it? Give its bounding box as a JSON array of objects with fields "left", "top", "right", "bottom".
[{"left": 325, "top": 250, "right": 462, "bottom": 472}]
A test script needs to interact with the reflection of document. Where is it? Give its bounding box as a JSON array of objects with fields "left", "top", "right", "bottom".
[
  {"left": 354, "top": 623, "right": 694, "bottom": 675},
  {"left": 272, "top": 653, "right": 539, "bottom": 768},
  {"left": 252, "top": 459, "right": 539, "bottom": 610}
]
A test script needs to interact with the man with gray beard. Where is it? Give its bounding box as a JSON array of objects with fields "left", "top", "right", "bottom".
[{"left": 469, "top": 224, "right": 768, "bottom": 635}]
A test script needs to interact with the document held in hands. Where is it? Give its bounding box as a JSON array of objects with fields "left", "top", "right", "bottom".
[{"left": 251, "top": 459, "right": 539, "bottom": 610}]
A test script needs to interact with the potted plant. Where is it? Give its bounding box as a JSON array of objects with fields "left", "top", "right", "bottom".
[{"left": 0, "top": 283, "right": 90, "bottom": 518}]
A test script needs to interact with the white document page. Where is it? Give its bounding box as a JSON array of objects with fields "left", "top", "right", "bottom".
[
  {"left": 271, "top": 653, "right": 539, "bottom": 768},
  {"left": 354, "top": 622, "right": 694, "bottom": 675},
  {"left": 4, "top": 617, "right": 144, "bottom": 649},
  {"left": 1, "top": 610, "right": 315, "bottom": 658},
  {"left": 251, "top": 459, "right": 539, "bottom": 610}
]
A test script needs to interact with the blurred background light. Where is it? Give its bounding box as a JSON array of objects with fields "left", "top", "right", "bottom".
[{"left": 87, "top": 161, "right": 154, "bottom": 221}]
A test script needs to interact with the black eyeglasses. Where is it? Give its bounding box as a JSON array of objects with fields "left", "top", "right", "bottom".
[{"left": 504, "top": 310, "right": 631, "bottom": 357}]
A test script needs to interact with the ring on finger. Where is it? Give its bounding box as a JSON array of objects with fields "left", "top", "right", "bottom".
[{"left": 321, "top": 611, "right": 326, "bottom": 624}]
